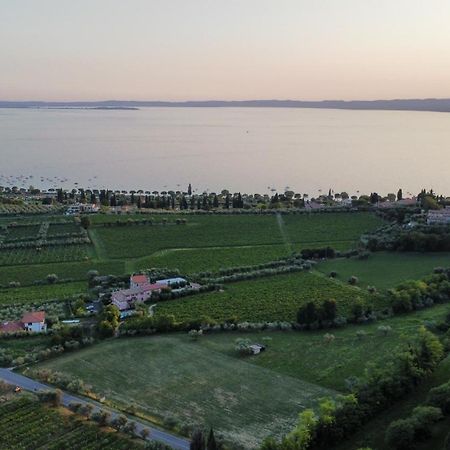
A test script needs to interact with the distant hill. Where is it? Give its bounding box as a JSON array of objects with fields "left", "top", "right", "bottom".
[{"left": 2, "top": 98, "right": 450, "bottom": 112}]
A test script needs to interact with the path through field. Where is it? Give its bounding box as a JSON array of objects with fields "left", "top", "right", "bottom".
[{"left": 276, "top": 213, "right": 293, "bottom": 253}]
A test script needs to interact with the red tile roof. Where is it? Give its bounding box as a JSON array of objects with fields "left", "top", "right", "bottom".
[
  {"left": 0, "top": 321, "right": 23, "bottom": 333},
  {"left": 21, "top": 311, "right": 45, "bottom": 324},
  {"left": 131, "top": 274, "right": 149, "bottom": 284}
]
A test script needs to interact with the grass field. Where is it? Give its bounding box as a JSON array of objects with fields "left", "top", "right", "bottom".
[
  {"left": 318, "top": 252, "right": 450, "bottom": 291},
  {"left": 196, "top": 304, "right": 450, "bottom": 391},
  {"left": 0, "top": 260, "right": 125, "bottom": 287},
  {"left": 36, "top": 334, "right": 337, "bottom": 448},
  {"left": 0, "top": 281, "right": 86, "bottom": 305},
  {"left": 155, "top": 271, "right": 374, "bottom": 323},
  {"left": 34, "top": 306, "right": 449, "bottom": 448}
]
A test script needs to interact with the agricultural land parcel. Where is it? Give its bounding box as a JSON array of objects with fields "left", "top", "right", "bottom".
[{"left": 35, "top": 304, "right": 450, "bottom": 449}]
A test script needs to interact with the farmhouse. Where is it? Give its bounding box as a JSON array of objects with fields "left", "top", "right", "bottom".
[
  {"left": 0, "top": 311, "right": 47, "bottom": 334},
  {"left": 427, "top": 207, "right": 450, "bottom": 225},
  {"left": 111, "top": 283, "right": 163, "bottom": 311}
]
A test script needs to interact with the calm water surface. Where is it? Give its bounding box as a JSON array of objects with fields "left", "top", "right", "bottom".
[{"left": 1, "top": 107, "right": 449, "bottom": 195}]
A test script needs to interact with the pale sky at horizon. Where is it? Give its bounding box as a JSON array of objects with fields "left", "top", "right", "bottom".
[{"left": 1, "top": 0, "right": 450, "bottom": 101}]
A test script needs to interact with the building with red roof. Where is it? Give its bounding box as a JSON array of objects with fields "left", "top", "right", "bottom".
[{"left": 0, "top": 311, "right": 46, "bottom": 334}]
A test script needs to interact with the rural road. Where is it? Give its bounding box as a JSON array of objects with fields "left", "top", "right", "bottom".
[{"left": 0, "top": 368, "right": 189, "bottom": 450}]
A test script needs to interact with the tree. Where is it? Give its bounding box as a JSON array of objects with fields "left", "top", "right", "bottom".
[
  {"left": 397, "top": 188, "right": 403, "bottom": 201},
  {"left": 46, "top": 273, "right": 58, "bottom": 284},
  {"left": 297, "top": 301, "right": 318, "bottom": 325},
  {"left": 427, "top": 381, "right": 450, "bottom": 414},
  {"left": 321, "top": 299, "right": 337, "bottom": 321},
  {"left": 80, "top": 215, "right": 91, "bottom": 229},
  {"left": 385, "top": 419, "right": 416, "bottom": 450},
  {"left": 190, "top": 429, "right": 205, "bottom": 450},
  {"left": 206, "top": 428, "right": 217, "bottom": 450},
  {"left": 188, "top": 183, "right": 192, "bottom": 196},
  {"left": 444, "top": 431, "right": 450, "bottom": 450}
]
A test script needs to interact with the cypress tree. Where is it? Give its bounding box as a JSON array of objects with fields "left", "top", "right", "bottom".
[{"left": 206, "top": 428, "right": 217, "bottom": 450}]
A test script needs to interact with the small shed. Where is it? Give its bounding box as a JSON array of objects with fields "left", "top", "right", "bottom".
[{"left": 249, "top": 344, "right": 266, "bottom": 355}]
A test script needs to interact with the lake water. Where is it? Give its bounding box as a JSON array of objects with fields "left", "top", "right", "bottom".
[{"left": 1, "top": 107, "right": 450, "bottom": 195}]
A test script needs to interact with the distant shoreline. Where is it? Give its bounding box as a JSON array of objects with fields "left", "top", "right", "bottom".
[{"left": 2, "top": 98, "right": 450, "bottom": 113}]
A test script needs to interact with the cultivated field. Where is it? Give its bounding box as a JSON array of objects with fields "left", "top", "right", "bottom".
[
  {"left": 155, "top": 271, "right": 374, "bottom": 323},
  {"left": 318, "top": 251, "right": 450, "bottom": 291},
  {"left": 0, "top": 281, "right": 86, "bottom": 305},
  {"left": 90, "top": 212, "right": 383, "bottom": 268},
  {"left": 35, "top": 305, "right": 449, "bottom": 448},
  {"left": 0, "top": 398, "right": 142, "bottom": 450},
  {"left": 36, "top": 335, "right": 337, "bottom": 449}
]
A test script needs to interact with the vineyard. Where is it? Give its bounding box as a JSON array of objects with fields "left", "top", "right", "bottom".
[
  {"left": 0, "top": 260, "right": 125, "bottom": 287},
  {"left": 133, "top": 244, "right": 288, "bottom": 274},
  {"left": 0, "top": 398, "right": 142, "bottom": 450},
  {"left": 0, "top": 282, "right": 86, "bottom": 306},
  {"left": 318, "top": 251, "right": 450, "bottom": 291},
  {"left": 92, "top": 212, "right": 383, "bottom": 263},
  {"left": 155, "top": 271, "right": 376, "bottom": 323}
]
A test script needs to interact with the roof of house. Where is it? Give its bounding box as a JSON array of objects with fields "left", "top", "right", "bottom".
[
  {"left": 21, "top": 311, "right": 45, "bottom": 323},
  {"left": 131, "top": 274, "right": 149, "bottom": 284},
  {"left": 156, "top": 277, "right": 186, "bottom": 285},
  {"left": 0, "top": 321, "right": 23, "bottom": 333}
]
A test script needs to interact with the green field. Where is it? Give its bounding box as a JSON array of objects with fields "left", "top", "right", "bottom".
[
  {"left": 0, "top": 260, "right": 125, "bottom": 287},
  {"left": 155, "top": 271, "right": 374, "bottom": 323},
  {"left": 91, "top": 212, "right": 382, "bottom": 262},
  {"left": 34, "top": 306, "right": 449, "bottom": 448},
  {"left": 283, "top": 212, "right": 383, "bottom": 247},
  {"left": 130, "top": 244, "right": 288, "bottom": 274},
  {"left": 0, "top": 398, "right": 142, "bottom": 449},
  {"left": 318, "top": 252, "right": 450, "bottom": 291},
  {"left": 0, "top": 245, "right": 93, "bottom": 266},
  {"left": 0, "top": 335, "right": 52, "bottom": 359},
  {"left": 35, "top": 334, "right": 337, "bottom": 448},
  {"left": 0, "top": 281, "right": 86, "bottom": 305},
  {"left": 196, "top": 304, "right": 450, "bottom": 391}
]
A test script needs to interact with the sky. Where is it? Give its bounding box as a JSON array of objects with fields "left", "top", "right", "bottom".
[{"left": 1, "top": 0, "right": 450, "bottom": 101}]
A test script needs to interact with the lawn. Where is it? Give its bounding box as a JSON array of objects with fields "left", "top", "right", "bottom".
[
  {"left": 35, "top": 335, "right": 336, "bottom": 449},
  {"left": 0, "top": 281, "right": 86, "bottom": 305},
  {"left": 155, "top": 271, "right": 373, "bottom": 323},
  {"left": 317, "top": 252, "right": 450, "bottom": 291}
]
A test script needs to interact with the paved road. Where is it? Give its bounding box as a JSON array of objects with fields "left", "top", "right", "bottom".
[{"left": 0, "top": 368, "right": 189, "bottom": 450}]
